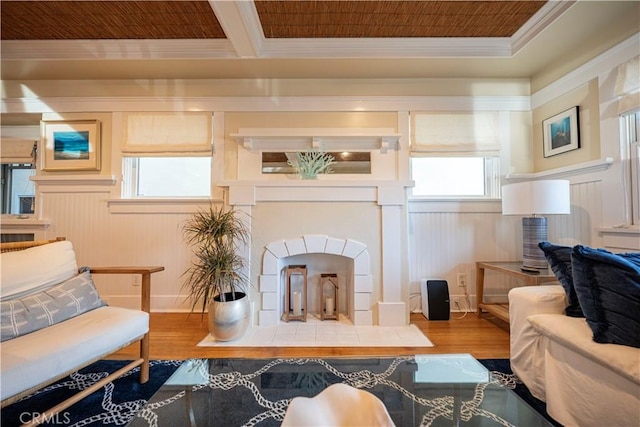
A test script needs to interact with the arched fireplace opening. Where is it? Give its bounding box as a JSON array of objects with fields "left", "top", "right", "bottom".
[{"left": 258, "top": 235, "right": 373, "bottom": 326}]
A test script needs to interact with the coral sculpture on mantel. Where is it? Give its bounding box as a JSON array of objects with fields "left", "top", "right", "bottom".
[{"left": 287, "top": 150, "right": 336, "bottom": 179}]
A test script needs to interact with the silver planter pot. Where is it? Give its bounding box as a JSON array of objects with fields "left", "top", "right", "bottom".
[{"left": 208, "top": 292, "right": 250, "bottom": 341}]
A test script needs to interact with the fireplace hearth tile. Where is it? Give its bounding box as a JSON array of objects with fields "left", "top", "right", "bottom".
[
  {"left": 259, "top": 310, "right": 280, "bottom": 326},
  {"left": 198, "top": 314, "right": 433, "bottom": 347},
  {"left": 353, "top": 311, "right": 373, "bottom": 326}
]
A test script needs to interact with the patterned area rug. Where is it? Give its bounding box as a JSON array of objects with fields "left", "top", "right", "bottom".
[
  {"left": 1, "top": 360, "right": 181, "bottom": 427},
  {"left": 1, "top": 358, "right": 560, "bottom": 427}
]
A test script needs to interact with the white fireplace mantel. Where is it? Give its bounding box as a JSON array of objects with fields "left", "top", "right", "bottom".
[
  {"left": 218, "top": 179, "right": 414, "bottom": 187},
  {"left": 219, "top": 178, "right": 411, "bottom": 326},
  {"left": 218, "top": 180, "right": 414, "bottom": 206},
  {"left": 230, "top": 127, "right": 401, "bottom": 153}
]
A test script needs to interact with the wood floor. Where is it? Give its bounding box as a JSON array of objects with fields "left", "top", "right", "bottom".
[{"left": 112, "top": 312, "right": 510, "bottom": 361}]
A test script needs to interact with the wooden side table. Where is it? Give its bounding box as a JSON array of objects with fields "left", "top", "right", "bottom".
[{"left": 476, "top": 261, "right": 557, "bottom": 323}]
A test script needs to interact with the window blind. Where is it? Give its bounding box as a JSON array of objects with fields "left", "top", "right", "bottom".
[
  {"left": 0, "top": 138, "right": 36, "bottom": 164},
  {"left": 122, "top": 112, "right": 213, "bottom": 156},
  {"left": 615, "top": 56, "right": 640, "bottom": 115},
  {"left": 410, "top": 111, "right": 501, "bottom": 156}
]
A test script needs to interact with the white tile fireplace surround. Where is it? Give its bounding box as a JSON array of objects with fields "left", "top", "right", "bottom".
[
  {"left": 223, "top": 180, "right": 413, "bottom": 327},
  {"left": 260, "top": 234, "right": 371, "bottom": 326}
]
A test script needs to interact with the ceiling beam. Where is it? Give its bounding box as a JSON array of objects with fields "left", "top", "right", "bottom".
[{"left": 209, "top": 0, "right": 264, "bottom": 58}]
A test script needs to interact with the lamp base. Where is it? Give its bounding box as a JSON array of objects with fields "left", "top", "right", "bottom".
[{"left": 522, "top": 217, "right": 548, "bottom": 270}]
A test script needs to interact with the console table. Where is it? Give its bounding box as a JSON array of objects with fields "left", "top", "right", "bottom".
[{"left": 476, "top": 261, "right": 557, "bottom": 322}]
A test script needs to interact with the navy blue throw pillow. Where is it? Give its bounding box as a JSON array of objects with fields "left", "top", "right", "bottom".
[
  {"left": 571, "top": 245, "right": 640, "bottom": 348},
  {"left": 538, "top": 241, "right": 584, "bottom": 317}
]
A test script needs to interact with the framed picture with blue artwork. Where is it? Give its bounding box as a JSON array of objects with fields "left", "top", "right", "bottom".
[
  {"left": 41, "top": 120, "right": 101, "bottom": 171},
  {"left": 542, "top": 106, "right": 580, "bottom": 158}
]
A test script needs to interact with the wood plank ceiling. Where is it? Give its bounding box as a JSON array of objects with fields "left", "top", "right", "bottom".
[
  {"left": 1, "top": 1, "right": 546, "bottom": 41},
  {"left": 1, "top": 1, "right": 637, "bottom": 84}
]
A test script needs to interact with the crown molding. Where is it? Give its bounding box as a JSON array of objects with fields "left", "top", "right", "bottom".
[
  {"left": 0, "top": 37, "right": 515, "bottom": 61},
  {"left": 260, "top": 37, "right": 513, "bottom": 58},
  {"left": 0, "top": 39, "right": 237, "bottom": 61},
  {"left": 531, "top": 33, "right": 640, "bottom": 108},
  {"left": 1, "top": 95, "right": 530, "bottom": 114},
  {"left": 511, "top": 0, "right": 576, "bottom": 55}
]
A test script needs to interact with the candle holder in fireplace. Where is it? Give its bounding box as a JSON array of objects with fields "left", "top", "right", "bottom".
[
  {"left": 320, "top": 273, "right": 339, "bottom": 320},
  {"left": 284, "top": 265, "right": 307, "bottom": 322}
]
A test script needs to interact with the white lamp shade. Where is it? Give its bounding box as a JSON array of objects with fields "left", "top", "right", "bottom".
[{"left": 502, "top": 180, "right": 571, "bottom": 215}]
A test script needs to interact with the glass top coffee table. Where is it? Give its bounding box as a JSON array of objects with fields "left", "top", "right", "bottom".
[{"left": 128, "top": 354, "right": 553, "bottom": 427}]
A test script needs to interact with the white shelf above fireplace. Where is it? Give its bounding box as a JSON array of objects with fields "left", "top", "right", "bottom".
[{"left": 230, "top": 127, "right": 401, "bottom": 153}]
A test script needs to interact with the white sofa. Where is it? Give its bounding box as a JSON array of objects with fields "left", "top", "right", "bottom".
[
  {"left": 509, "top": 285, "right": 640, "bottom": 427},
  {"left": 0, "top": 239, "right": 163, "bottom": 424}
]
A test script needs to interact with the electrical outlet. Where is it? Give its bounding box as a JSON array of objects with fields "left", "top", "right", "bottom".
[
  {"left": 132, "top": 275, "right": 141, "bottom": 287},
  {"left": 457, "top": 273, "right": 467, "bottom": 287}
]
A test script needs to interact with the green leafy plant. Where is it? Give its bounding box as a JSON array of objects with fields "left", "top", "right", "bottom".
[
  {"left": 182, "top": 206, "right": 249, "bottom": 315},
  {"left": 287, "top": 150, "right": 336, "bottom": 179}
]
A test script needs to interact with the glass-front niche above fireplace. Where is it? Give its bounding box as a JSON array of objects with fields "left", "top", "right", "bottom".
[{"left": 261, "top": 152, "right": 371, "bottom": 175}]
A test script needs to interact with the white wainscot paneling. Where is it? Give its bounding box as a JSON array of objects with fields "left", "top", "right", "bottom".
[
  {"left": 409, "top": 210, "right": 526, "bottom": 309},
  {"left": 40, "top": 190, "right": 195, "bottom": 311},
  {"left": 407, "top": 181, "right": 599, "bottom": 310},
  {"left": 548, "top": 180, "right": 602, "bottom": 248}
]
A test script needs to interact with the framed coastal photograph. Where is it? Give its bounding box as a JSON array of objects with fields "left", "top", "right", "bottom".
[
  {"left": 542, "top": 106, "right": 580, "bottom": 158},
  {"left": 41, "top": 120, "right": 101, "bottom": 171}
]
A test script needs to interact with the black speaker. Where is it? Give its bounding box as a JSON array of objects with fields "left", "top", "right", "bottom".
[{"left": 420, "top": 279, "right": 450, "bottom": 320}]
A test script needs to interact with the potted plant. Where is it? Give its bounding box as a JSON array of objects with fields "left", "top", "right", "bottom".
[{"left": 182, "top": 205, "right": 250, "bottom": 341}]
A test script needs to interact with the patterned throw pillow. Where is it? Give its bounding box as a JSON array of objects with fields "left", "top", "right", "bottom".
[{"left": 0, "top": 269, "right": 106, "bottom": 342}]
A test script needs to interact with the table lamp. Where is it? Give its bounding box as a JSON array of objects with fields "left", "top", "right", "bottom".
[{"left": 502, "top": 180, "right": 571, "bottom": 272}]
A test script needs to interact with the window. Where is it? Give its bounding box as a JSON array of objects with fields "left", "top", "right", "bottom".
[
  {"left": 1, "top": 138, "right": 37, "bottom": 214},
  {"left": 621, "top": 110, "right": 640, "bottom": 225},
  {"left": 411, "top": 157, "right": 500, "bottom": 197},
  {"left": 123, "top": 157, "right": 211, "bottom": 197},
  {"left": 410, "top": 111, "right": 501, "bottom": 198},
  {"left": 121, "top": 112, "right": 213, "bottom": 198},
  {"left": 1, "top": 164, "right": 35, "bottom": 214}
]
